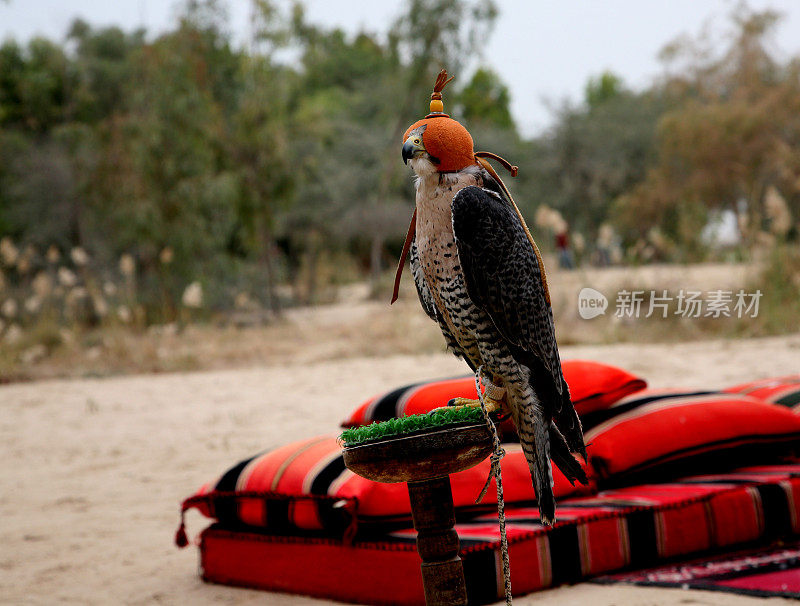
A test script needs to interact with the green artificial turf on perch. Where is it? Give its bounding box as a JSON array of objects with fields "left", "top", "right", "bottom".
[{"left": 340, "top": 406, "right": 485, "bottom": 446}]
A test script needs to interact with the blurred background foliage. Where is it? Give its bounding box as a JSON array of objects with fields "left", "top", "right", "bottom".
[{"left": 0, "top": 0, "right": 798, "bottom": 335}]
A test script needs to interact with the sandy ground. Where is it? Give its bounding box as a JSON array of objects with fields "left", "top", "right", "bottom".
[{"left": 3, "top": 333, "right": 800, "bottom": 605}]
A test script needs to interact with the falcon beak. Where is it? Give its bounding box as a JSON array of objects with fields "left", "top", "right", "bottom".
[
  {"left": 402, "top": 139, "right": 424, "bottom": 165},
  {"left": 402, "top": 140, "right": 415, "bottom": 165}
]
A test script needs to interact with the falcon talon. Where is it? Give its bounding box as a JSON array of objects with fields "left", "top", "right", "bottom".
[{"left": 448, "top": 396, "right": 503, "bottom": 414}]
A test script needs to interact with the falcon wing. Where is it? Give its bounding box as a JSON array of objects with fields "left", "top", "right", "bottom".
[
  {"left": 452, "top": 185, "right": 564, "bottom": 394},
  {"left": 454, "top": 184, "right": 587, "bottom": 487}
]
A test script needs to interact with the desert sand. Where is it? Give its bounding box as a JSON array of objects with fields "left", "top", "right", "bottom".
[{"left": 2, "top": 330, "right": 799, "bottom": 605}]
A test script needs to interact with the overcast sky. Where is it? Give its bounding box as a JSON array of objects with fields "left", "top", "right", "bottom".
[{"left": 3, "top": 0, "right": 800, "bottom": 136}]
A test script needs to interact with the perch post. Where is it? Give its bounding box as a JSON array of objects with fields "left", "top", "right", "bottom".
[{"left": 343, "top": 423, "right": 493, "bottom": 606}]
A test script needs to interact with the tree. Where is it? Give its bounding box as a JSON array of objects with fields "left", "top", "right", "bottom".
[
  {"left": 585, "top": 71, "right": 623, "bottom": 108},
  {"left": 458, "top": 67, "right": 514, "bottom": 129},
  {"left": 231, "top": 52, "right": 296, "bottom": 312},
  {"left": 67, "top": 19, "right": 145, "bottom": 124},
  {"left": 617, "top": 7, "right": 800, "bottom": 253},
  {"left": 83, "top": 4, "right": 240, "bottom": 319},
  {"left": 529, "top": 73, "right": 664, "bottom": 240},
  {"left": 0, "top": 37, "right": 71, "bottom": 131}
]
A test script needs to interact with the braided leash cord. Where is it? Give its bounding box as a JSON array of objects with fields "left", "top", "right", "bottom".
[{"left": 474, "top": 366, "right": 512, "bottom": 605}]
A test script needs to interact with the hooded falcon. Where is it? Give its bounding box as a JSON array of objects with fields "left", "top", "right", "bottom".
[{"left": 395, "top": 70, "right": 587, "bottom": 525}]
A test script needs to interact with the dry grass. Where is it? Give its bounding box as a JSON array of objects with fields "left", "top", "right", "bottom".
[{"left": 3, "top": 257, "right": 797, "bottom": 383}]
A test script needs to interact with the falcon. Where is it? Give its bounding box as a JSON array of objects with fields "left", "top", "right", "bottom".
[{"left": 394, "top": 71, "right": 587, "bottom": 524}]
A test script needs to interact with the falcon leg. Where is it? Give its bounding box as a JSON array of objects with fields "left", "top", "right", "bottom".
[{"left": 447, "top": 375, "right": 508, "bottom": 414}]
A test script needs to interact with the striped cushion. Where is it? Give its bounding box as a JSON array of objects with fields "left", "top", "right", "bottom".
[
  {"left": 180, "top": 387, "right": 800, "bottom": 540},
  {"left": 341, "top": 360, "right": 647, "bottom": 430},
  {"left": 580, "top": 387, "right": 720, "bottom": 431},
  {"left": 724, "top": 375, "right": 800, "bottom": 411},
  {"left": 585, "top": 392, "right": 800, "bottom": 485},
  {"left": 179, "top": 435, "right": 593, "bottom": 538},
  {"left": 196, "top": 462, "right": 800, "bottom": 604}
]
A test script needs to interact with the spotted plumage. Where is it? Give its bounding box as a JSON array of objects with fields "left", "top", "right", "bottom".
[{"left": 407, "top": 160, "right": 587, "bottom": 525}]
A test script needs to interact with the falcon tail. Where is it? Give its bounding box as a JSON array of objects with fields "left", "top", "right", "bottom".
[
  {"left": 549, "top": 423, "right": 589, "bottom": 486},
  {"left": 556, "top": 378, "right": 588, "bottom": 460},
  {"left": 531, "top": 406, "right": 556, "bottom": 526},
  {"left": 513, "top": 396, "right": 557, "bottom": 525},
  {"left": 514, "top": 394, "right": 588, "bottom": 526}
]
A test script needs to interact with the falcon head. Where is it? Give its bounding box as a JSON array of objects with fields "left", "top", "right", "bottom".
[
  {"left": 402, "top": 69, "right": 475, "bottom": 174},
  {"left": 402, "top": 125, "right": 438, "bottom": 176},
  {"left": 402, "top": 115, "right": 475, "bottom": 175}
]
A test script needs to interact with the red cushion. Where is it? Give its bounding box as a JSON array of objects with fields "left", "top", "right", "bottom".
[
  {"left": 724, "top": 374, "right": 800, "bottom": 411},
  {"left": 180, "top": 435, "right": 593, "bottom": 538},
  {"left": 341, "top": 360, "right": 647, "bottom": 429},
  {"left": 195, "top": 462, "right": 800, "bottom": 603},
  {"left": 579, "top": 387, "right": 721, "bottom": 431},
  {"left": 585, "top": 393, "right": 800, "bottom": 483},
  {"left": 562, "top": 360, "right": 648, "bottom": 414}
]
